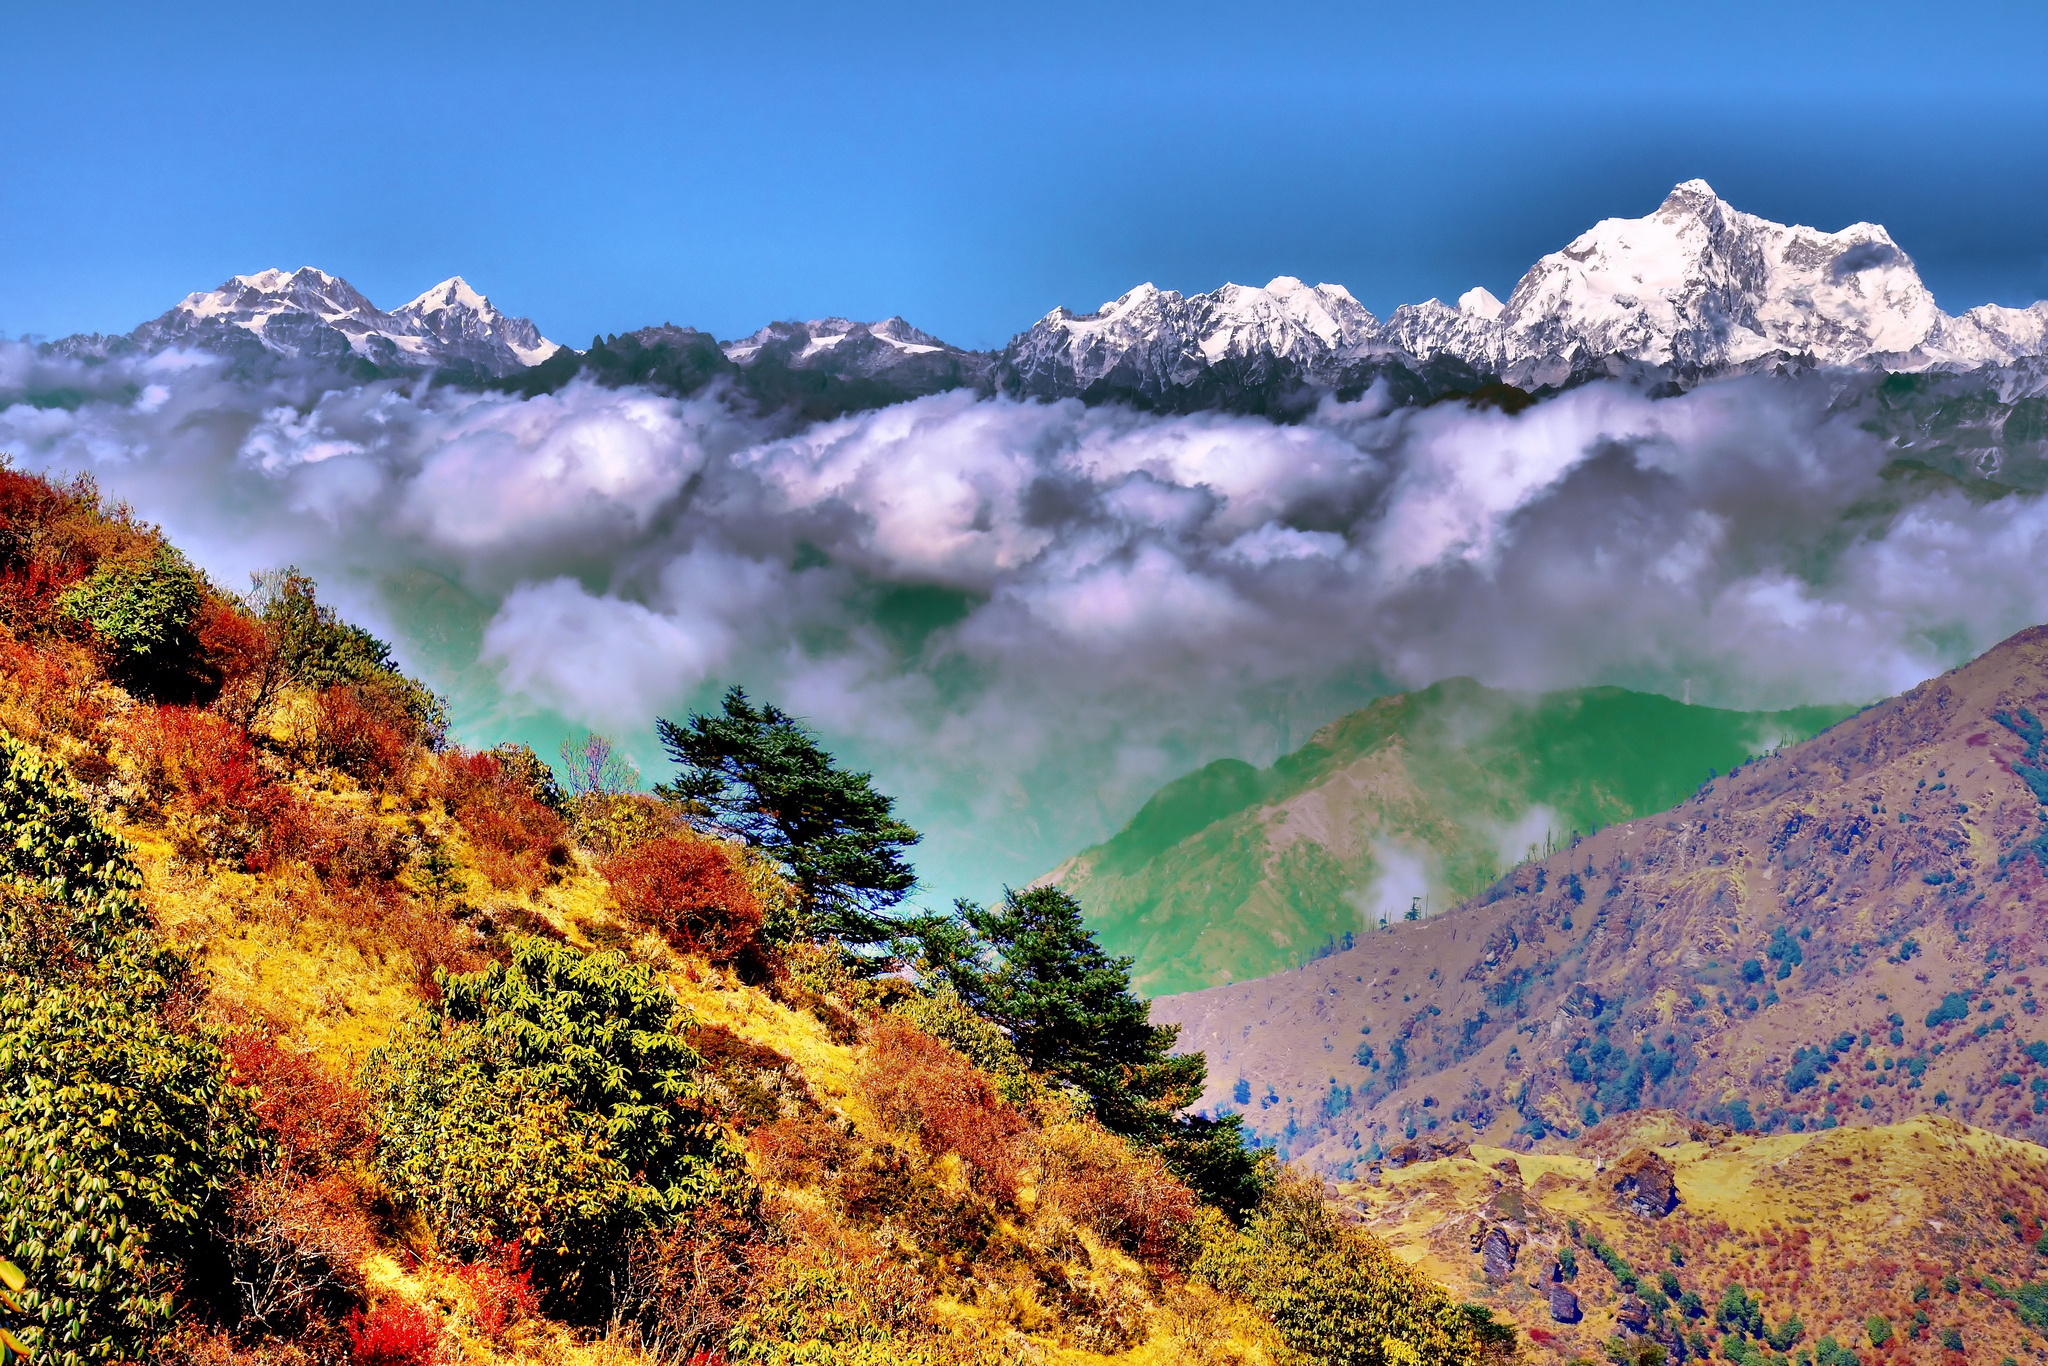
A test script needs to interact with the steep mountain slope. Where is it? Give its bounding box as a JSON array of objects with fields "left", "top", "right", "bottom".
[
  {"left": 0, "top": 466, "right": 1522, "bottom": 1366},
  {"left": 1052, "top": 680, "right": 1849, "bottom": 997},
  {"left": 1154, "top": 624, "right": 2048, "bottom": 1176},
  {"left": 1344, "top": 1110, "right": 2048, "bottom": 1364}
]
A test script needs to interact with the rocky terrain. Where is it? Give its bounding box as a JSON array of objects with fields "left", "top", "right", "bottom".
[{"left": 1344, "top": 1109, "right": 2048, "bottom": 1364}]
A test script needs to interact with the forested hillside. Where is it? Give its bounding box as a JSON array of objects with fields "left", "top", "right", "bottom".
[{"left": 0, "top": 465, "right": 1515, "bottom": 1365}]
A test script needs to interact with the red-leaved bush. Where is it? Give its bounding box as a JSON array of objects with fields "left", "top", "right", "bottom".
[
  {"left": 224, "top": 1029, "right": 377, "bottom": 1174},
  {"left": 312, "top": 686, "right": 415, "bottom": 787},
  {"left": 1033, "top": 1119, "right": 1199, "bottom": 1269},
  {"left": 601, "top": 830, "right": 762, "bottom": 962},
  {"left": 344, "top": 1298, "right": 442, "bottom": 1366},
  {"left": 452, "top": 1243, "right": 538, "bottom": 1340},
  {"left": 856, "top": 1016, "right": 1025, "bottom": 1203},
  {"left": 435, "top": 749, "right": 569, "bottom": 890},
  {"left": 123, "top": 705, "right": 307, "bottom": 869}
]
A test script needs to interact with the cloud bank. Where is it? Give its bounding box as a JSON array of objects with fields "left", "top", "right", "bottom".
[{"left": 4, "top": 344, "right": 2043, "bottom": 903}]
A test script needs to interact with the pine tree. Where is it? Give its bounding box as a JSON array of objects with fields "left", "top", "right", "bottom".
[{"left": 655, "top": 688, "right": 918, "bottom": 945}]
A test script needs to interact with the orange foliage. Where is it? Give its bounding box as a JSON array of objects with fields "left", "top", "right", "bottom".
[
  {"left": 310, "top": 686, "right": 414, "bottom": 787},
  {"left": 856, "top": 1015, "right": 1025, "bottom": 1202},
  {"left": 601, "top": 830, "right": 762, "bottom": 962},
  {"left": 0, "top": 636, "right": 108, "bottom": 746},
  {"left": 195, "top": 598, "right": 281, "bottom": 727},
  {"left": 124, "top": 705, "right": 307, "bottom": 870},
  {"left": 1034, "top": 1119, "right": 1199, "bottom": 1268},
  {"left": 0, "top": 469, "right": 98, "bottom": 631},
  {"left": 223, "top": 1029, "right": 377, "bottom": 1174},
  {"left": 436, "top": 749, "right": 570, "bottom": 890},
  {"left": 452, "top": 1244, "right": 539, "bottom": 1340}
]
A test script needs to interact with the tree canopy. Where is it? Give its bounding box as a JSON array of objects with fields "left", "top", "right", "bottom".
[{"left": 655, "top": 687, "right": 918, "bottom": 944}]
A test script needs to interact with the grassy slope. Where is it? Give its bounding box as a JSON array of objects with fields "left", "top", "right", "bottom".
[
  {"left": 1345, "top": 1110, "right": 2048, "bottom": 1365},
  {"left": 1055, "top": 679, "right": 1851, "bottom": 996}
]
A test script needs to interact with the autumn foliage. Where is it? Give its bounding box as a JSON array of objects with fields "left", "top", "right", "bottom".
[
  {"left": 123, "top": 705, "right": 306, "bottom": 870},
  {"left": 344, "top": 1299, "right": 443, "bottom": 1366},
  {"left": 223, "top": 1029, "right": 377, "bottom": 1174},
  {"left": 435, "top": 748, "right": 570, "bottom": 890},
  {"left": 602, "top": 828, "right": 762, "bottom": 961},
  {"left": 1033, "top": 1117, "right": 1201, "bottom": 1268},
  {"left": 857, "top": 1014, "right": 1028, "bottom": 1202}
]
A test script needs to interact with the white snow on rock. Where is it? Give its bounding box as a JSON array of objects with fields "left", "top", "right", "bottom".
[
  {"left": 1005, "top": 180, "right": 2048, "bottom": 391},
  {"left": 139, "top": 268, "right": 557, "bottom": 376}
]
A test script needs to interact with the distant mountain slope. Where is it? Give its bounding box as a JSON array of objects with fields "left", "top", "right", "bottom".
[
  {"left": 1153, "top": 624, "right": 2048, "bottom": 1175},
  {"left": 1343, "top": 1110, "right": 2048, "bottom": 1363},
  {"left": 1051, "top": 679, "right": 1850, "bottom": 997}
]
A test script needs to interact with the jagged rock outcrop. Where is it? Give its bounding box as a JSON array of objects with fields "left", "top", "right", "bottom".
[{"left": 1611, "top": 1148, "right": 1680, "bottom": 1218}]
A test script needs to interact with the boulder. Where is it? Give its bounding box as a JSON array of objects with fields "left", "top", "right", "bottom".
[
  {"left": 1615, "top": 1293, "right": 1651, "bottom": 1333},
  {"left": 1611, "top": 1146, "right": 1680, "bottom": 1217},
  {"left": 1480, "top": 1226, "right": 1517, "bottom": 1281},
  {"left": 1547, "top": 1282, "right": 1581, "bottom": 1323}
]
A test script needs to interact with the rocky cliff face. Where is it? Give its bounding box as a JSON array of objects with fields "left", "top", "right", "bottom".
[{"left": 1153, "top": 625, "right": 2048, "bottom": 1174}]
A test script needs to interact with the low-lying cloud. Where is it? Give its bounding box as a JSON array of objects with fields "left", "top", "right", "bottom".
[{"left": 5, "top": 342, "right": 2045, "bottom": 904}]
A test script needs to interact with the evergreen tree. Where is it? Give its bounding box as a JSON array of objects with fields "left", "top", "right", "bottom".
[
  {"left": 913, "top": 885, "right": 1271, "bottom": 1215},
  {"left": 655, "top": 688, "right": 918, "bottom": 944}
]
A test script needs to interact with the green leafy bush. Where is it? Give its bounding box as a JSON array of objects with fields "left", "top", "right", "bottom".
[
  {"left": 362, "top": 935, "right": 751, "bottom": 1311},
  {"left": 1194, "top": 1171, "right": 1500, "bottom": 1366},
  {"left": 0, "top": 737, "right": 262, "bottom": 1364},
  {"left": 57, "top": 547, "right": 200, "bottom": 686}
]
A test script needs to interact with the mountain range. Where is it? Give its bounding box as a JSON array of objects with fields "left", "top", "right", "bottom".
[
  {"left": 34, "top": 180, "right": 2048, "bottom": 416},
  {"left": 1051, "top": 680, "right": 1851, "bottom": 997},
  {"left": 1149, "top": 624, "right": 2048, "bottom": 1181}
]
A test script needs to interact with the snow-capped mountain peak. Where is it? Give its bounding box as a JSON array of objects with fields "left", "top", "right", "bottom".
[
  {"left": 1006, "top": 179, "right": 2048, "bottom": 397},
  {"left": 130, "top": 268, "right": 556, "bottom": 376},
  {"left": 390, "top": 276, "right": 558, "bottom": 369},
  {"left": 1457, "top": 287, "right": 1504, "bottom": 320}
]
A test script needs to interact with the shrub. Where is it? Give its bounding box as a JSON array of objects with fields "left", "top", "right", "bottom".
[
  {"left": 856, "top": 1015, "right": 1026, "bottom": 1202},
  {"left": 603, "top": 829, "right": 764, "bottom": 962},
  {"left": 308, "top": 685, "right": 415, "bottom": 786},
  {"left": 437, "top": 748, "right": 570, "bottom": 890},
  {"left": 57, "top": 546, "right": 201, "bottom": 688},
  {"left": 1034, "top": 1118, "right": 1200, "bottom": 1268},
  {"left": 223, "top": 1030, "right": 376, "bottom": 1174},
  {"left": 0, "top": 638, "right": 108, "bottom": 746},
  {"left": 222, "top": 1169, "right": 374, "bottom": 1332},
  {"left": 1195, "top": 1170, "right": 1495, "bottom": 1366},
  {"left": 623, "top": 1200, "right": 769, "bottom": 1356},
  {"left": 361, "top": 934, "right": 751, "bottom": 1312},
  {"left": 123, "top": 705, "right": 306, "bottom": 870},
  {"left": 889, "top": 985, "right": 1032, "bottom": 1100},
  {"left": 453, "top": 1243, "right": 539, "bottom": 1340},
  {"left": 725, "top": 1238, "right": 939, "bottom": 1366},
  {"left": 0, "top": 737, "right": 268, "bottom": 1365},
  {"left": 344, "top": 1299, "right": 443, "bottom": 1366},
  {"left": 748, "top": 1114, "right": 855, "bottom": 1186}
]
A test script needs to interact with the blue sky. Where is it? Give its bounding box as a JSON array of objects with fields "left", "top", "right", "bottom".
[{"left": 6, "top": 0, "right": 2048, "bottom": 351}]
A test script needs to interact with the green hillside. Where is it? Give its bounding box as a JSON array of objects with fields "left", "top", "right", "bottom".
[{"left": 1052, "top": 678, "right": 1853, "bottom": 997}]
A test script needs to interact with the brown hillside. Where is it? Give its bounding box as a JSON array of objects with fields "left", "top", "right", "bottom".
[
  {"left": 1341, "top": 1109, "right": 2048, "bottom": 1365},
  {"left": 1156, "top": 624, "right": 2048, "bottom": 1174}
]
